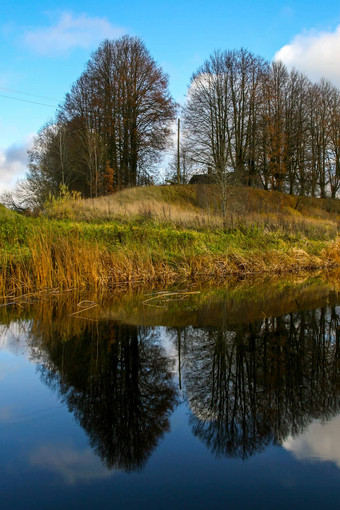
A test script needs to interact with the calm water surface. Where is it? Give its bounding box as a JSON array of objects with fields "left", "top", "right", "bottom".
[{"left": 0, "top": 278, "right": 339, "bottom": 509}]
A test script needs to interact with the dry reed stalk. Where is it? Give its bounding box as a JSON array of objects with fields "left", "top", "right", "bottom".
[
  {"left": 69, "top": 303, "right": 98, "bottom": 316},
  {"left": 0, "top": 228, "right": 338, "bottom": 298}
]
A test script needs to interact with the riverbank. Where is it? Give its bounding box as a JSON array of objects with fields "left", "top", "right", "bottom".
[{"left": 1, "top": 185, "right": 339, "bottom": 296}]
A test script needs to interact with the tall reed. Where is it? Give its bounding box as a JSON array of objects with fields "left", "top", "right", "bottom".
[{"left": 1, "top": 228, "right": 338, "bottom": 297}]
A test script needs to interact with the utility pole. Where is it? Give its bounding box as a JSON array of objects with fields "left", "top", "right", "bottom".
[
  {"left": 59, "top": 128, "right": 65, "bottom": 186},
  {"left": 177, "top": 118, "right": 180, "bottom": 184},
  {"left": 177, "top": 328, "right": 182, "bottom": 390}
]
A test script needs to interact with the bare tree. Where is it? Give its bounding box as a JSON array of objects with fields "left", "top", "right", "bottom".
[
  {"left": 184, "top": 49, "right": 268, "bottom": 220},
  {"left": 184, "top": 51, "right": 340, "bottom": 199},
  {"left": 325, "top": 83, "right": 340, "bottom": 198}
]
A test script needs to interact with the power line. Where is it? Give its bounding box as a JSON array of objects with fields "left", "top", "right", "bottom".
[
  {"left": 0, "top": 86, "right": 59, "bottom": 102},
  {"left": 0, "top": 93, "right": 57, "bottom": 108}
]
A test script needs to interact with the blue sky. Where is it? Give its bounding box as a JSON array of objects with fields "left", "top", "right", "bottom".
[{"left": 1, "top": 0, "right": 340, "bottom": 191}]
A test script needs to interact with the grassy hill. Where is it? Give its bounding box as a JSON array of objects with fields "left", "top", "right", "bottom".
[
  {"left": 45, "top": 184, "right": 339, "bottom": 235},
  {"left": 0, "top": 185, "right": 339, "bottom": 296}
]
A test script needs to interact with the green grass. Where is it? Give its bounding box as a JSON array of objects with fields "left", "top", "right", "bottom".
[{"left": 0, "top": 185, "right": 339, "bottom": 296}]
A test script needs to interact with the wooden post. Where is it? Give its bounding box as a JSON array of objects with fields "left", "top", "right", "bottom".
[{"left": 177, "top": 118, "right": 180, "bottom": 184}]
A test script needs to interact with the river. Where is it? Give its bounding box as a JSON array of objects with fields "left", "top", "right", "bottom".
[{"left": 0, "top": 276, "right": 339, "bottom": 509}]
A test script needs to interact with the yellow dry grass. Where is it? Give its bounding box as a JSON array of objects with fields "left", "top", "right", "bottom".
[
  {"left": 0, "top": 230, "right": 338, "bottom": 297},
  {"left": 45, "top": 184, "right": 339, "bottom": 236}
]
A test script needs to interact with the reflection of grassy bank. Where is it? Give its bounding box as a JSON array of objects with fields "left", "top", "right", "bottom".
[
  {"left": 0, "top": 185, "right": 339, "bottom": 296},
  {"left": 1, "top": 274, "right": 339, "bottom": 332}
]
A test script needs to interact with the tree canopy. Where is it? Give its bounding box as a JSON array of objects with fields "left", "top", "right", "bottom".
[
  {"left": 13, "top": 41, "right": 340, "bottom": 207},
  {"left": 27, "top": 36, "right": 176, "bottom": 202},
  {"left": 183, "top": 49, "right": 340, "bottom": 198}
]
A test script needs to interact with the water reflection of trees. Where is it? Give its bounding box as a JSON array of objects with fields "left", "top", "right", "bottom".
[
  {"left": 34, "top": 323, "right": 177, "bottom": 472},
  {"left": 179, "top": 305, "right": 340, "bottom": 459},
  {"left": 22, "top": 294, "right": 340, "bottom": 466}
]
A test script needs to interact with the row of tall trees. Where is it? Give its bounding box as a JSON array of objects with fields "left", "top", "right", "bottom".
[
  {"left": 22, "top": 40, "right": 340, "bottom": 206},
  {"left": 26, "top": 36, "right": 176, "bottom": 203},
  {"left": 183, "top": 49, "right": 340, "bottom": 198}
]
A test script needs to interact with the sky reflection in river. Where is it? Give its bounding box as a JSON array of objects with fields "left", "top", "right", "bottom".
[
  {"left": 0, "top": 277, "right": 339, "bottom": 509},
  {"left": 284, "top": 415, "right": 340, "bottom": 468}
]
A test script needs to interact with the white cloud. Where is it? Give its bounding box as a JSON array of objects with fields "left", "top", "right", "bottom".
[
  {"left": 274, "top": 25, "right": 340, "bottom": 87},
  {"left": 0, "top": 322, "right": 32, "bottom": 359},
  {"left": 24, "top": 12, "right": 126, "bottom": 56},
  {"left": 30, "top": 444, "right": 114, "bottom": 484},
  {"left": 0, "top": 135, "right": 34, "bottom": 193},
  {"left": 283, "top": 414, "right": 340, "bottom": 468}
]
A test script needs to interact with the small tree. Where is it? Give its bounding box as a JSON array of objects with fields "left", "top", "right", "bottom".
[{"left": 102, "top": 162, "right": 116, "bottom": 194}]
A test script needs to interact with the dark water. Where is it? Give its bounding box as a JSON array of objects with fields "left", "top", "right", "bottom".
[{"left": 0, "top": 278, "right": 339, "bottom": 509}]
